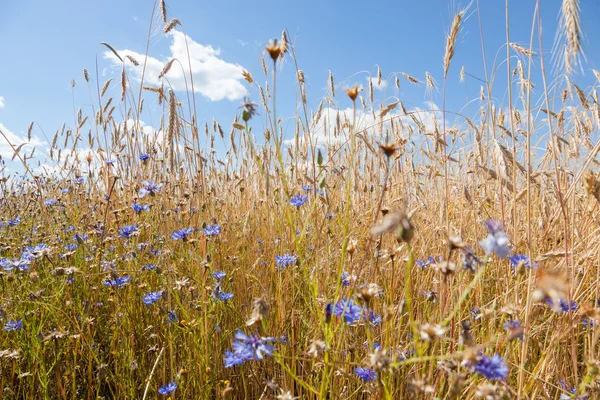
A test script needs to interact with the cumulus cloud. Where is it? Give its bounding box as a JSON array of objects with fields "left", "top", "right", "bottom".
[
  {"left": 0, "top": 96, "right": 4, "bottom": 108},
  {"left": 0, "top": 123, "right": 45, "bottom": 159},
  {"left": 368, "top": 77, "right": 388, "bottom": 91},
  {"left": 104, "top": 30, "right": 247, "bottom": 101},
  {"left": 286, "top": 102, "right": 443, "bottom": 149}
]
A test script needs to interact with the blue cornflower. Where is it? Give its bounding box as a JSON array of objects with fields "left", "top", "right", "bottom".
[
  {"left": 231, "top": 330, "right": 276, "bottom": 361},
  {"left": 139, "top": 180, "right": 163, "bottom": 198},
  {"left": 158, "top": 382, "right": 177, "bottom": 395},
  {"left": 7, "top": 217, "right": 20, "bottom": 227},
  {"left": 472, "top": 354, "right": 508, "bottom": 381},
  {"left": 141, "top": 264, "right": 157, "bottom": 271},
  {"left": 131, "top": 202, "right": 150, "bottom": 213},
  {"left": 44, "top": 199, "right": 58, "bottom": 206},
  {"left": 118, "top": 225, "right": 138, "bottom": 239},
  {"left": 106, "top": 159, "right": 116, "bottom": 166},
  {"left": 365, "top": 310, "right": 382, "bottom": 325},
  {"left": 582, "top": 318, "right": 596, "bottom": 328},
  {"left": 224, "top": 330, "right": 277, "bottom": 368},
  {"left": 275, "top": 254, "right": 297, "bottom": 270},
  {"left": 212, "top": 285, "right": 234, "bottom": 301},
  {"left": 0, "top": 258, "right": 30, "bottom": 272},
  {"left": 416, "top": 256, "right": 437, "bottom": 268},
  {"left": 4, "top": 319, "right": 23, "bottom": 332},
  {"left": 139, "top": 153, "right": 150, "bottom": 161},
  {"left": 341, "top": 271, "right": 351, "bottom": 287},
  {"left": 213, "top": 271, "right": 226, "bottom": 280},
  {"left": 172, "top": 227, "right": 194, "bottom": 241},
  {"left": 167, "top": 310, "right": 178, "bottom": 324},
  {"left": 355, "top": 367, "right": 377, "bottom": 382},
  {"left": 290, "top": 194, "right": 308, "bottom": 208},
  {"left": 546, "top": 298, "right": 578, "bottom": 313},
  {"left": 74, "top": 177, "right": 85, "bottom": 184},
  {"left": 479, "top": 220, "right": 511, "bottom": 258},
  {"left": 103, "top": 275, "right": 131, "bottom": 288},
  {"left": 224, "top": 349, "right": 246, "bottom": 368},
  {"left": 73, "top": 233, "right": 88, "bottom": 243},
  {"left": 142, "top": 291, "right": 163, "bottom": 305},
  {"left": 509, "top": 254, "right": 535, "bottom": 269},
  {"left": 302, "top": 185, "right": 313, "bottom": 192},
  {"left": 203, "top": 224, "right": 222, "bottom": 236},
  {"left": 333, "top": 298, "right": 363, "bottom": 324}
]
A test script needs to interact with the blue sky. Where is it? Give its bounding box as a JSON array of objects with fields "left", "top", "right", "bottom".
[{"left": 0, "top": 0, "right": 599, "bottom": 166}]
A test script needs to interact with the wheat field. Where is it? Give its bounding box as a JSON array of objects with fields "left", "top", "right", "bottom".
[{"left": 0, "top": 0, "right": 599, "bottom": 398}]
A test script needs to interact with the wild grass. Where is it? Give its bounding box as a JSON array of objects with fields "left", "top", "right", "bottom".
[{"left": 0, "top": 0, "right": 599, "bottom": 398}]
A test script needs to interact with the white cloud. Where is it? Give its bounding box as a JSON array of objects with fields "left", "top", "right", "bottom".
[
  {"left": 286, "top": 102, "right": 443, "bottom": 149},
  {"left": 0, "top": 96, "right": 4, "bottom": 108},
  {"left": 104, "top": 30, "right": 247, "bottom": 101},
  {"left": 368, "top": 77, "right": 388, "bottom": 91},
  {"left": 0, "top": 123, "right": 45, "bottom": 159}
]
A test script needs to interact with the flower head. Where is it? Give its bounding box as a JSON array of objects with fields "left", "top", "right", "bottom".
[
  {"left": 131, "top": 202, "right": 150, "bottom": 213},
  {"left": 172, "top": 227, "right": 194, "bottom": 241},
  {"left": 142, "top": 291, "right": 163, "bottom": 305},
  {"left": 213, "top": 271, "right": 226, "bottom": 280},
  {"left": 158, "top": 382, "right": 177, "bottom": 395},
  {"left": 139, "top": 153, "right": 150, "bottom": 161},
  {"left": 479, "top": 220, "right": 511, "bottom": 258},
  {"left": 139, "top": 180, "right": 163, "bottom": 198},
  {"left": 224, "top": 330, "right": 276, "bottom": 367},
  {"left": 213, "top": 285, "right": 234, "bottom": 301},
  {"left": 118, "top": 225, "right": 138, "bottom": 239},
  {"left": 333, "top": 298, "right": 363, "bottom": 324},
  {"left": 355, "top": 367, "right": 377, "bottom": 382},
  {"left": 241, "top": 97, "right": 259, "bottom": 122},
  {"left": 472, "top": 354, "right": 508, "bottom": 381},
  {"left": 290, "top": 194, "right": 308, "bottom": 208},
  {"left": 509, "top": 254, "right": 535, "bottom": 269},
  {"left": 275, "top": 254, "right": 297, "bottom": 270},
  {"left": 4, "top": 319, "right": 23, "bottom": 332},
  {"left": 103, "top": 274, "right": 131, "bottom": 288},
  {"left": 203, "top": 224, "right": 222, "bottom": 236}
]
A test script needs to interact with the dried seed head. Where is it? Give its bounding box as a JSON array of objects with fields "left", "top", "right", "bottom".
[
  {"left": 306, "top": 340, "right": 328, "bottom": 358},
  {"left": 345, "top": 84, "right": 362, "bottom": 102},
  {"left": 246, "top": 298, "right": 270, "bottom": 326},
  {"left": 368, "top": 348, "right": 391, "bottom": 371},
  {"left": 357, "top": 283, "right": 383, "bottom": 304},
  {"left": 346, "top": 239, "right": 358, "bottom": 256},
  {"left": 419, "top": 323, "right": 447, "bottom": 342},
  {"left": 265, "top": 38, "right": 285, "bottom": 63},
  {"left": 378, "top": 142, "right": 400, "bottom": 158}
]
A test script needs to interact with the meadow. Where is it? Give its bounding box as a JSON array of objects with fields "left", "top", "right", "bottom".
[{"left": 0, "top": 0, "right": 599, "bottom": 398}]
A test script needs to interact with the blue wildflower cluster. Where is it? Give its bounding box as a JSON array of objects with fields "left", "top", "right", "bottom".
[
  {"left": 275, "top": 253, "right": 297, "bottom": 270},
  {"left": 331, "top": 298, "right": 381, "bottom": 325},
  {"left": 223, "top": 330, "right": 276, "bottom": 368}
]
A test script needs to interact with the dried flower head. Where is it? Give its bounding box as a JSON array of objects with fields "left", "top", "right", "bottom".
[
  {"left": 345, "top": 85, "right": 362, "bottom": 102},
  {"left": 378, "top": 142, "right": 400, "bottom": 158},
  {"left": 246, "top": 298, "right": 270, "bottom": 326},
  {"left": 419, "top": 323, "right": 447, "bottom": 341},
  {"left": 265, "top": 38, "right": 286, "bottom": 63}
]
